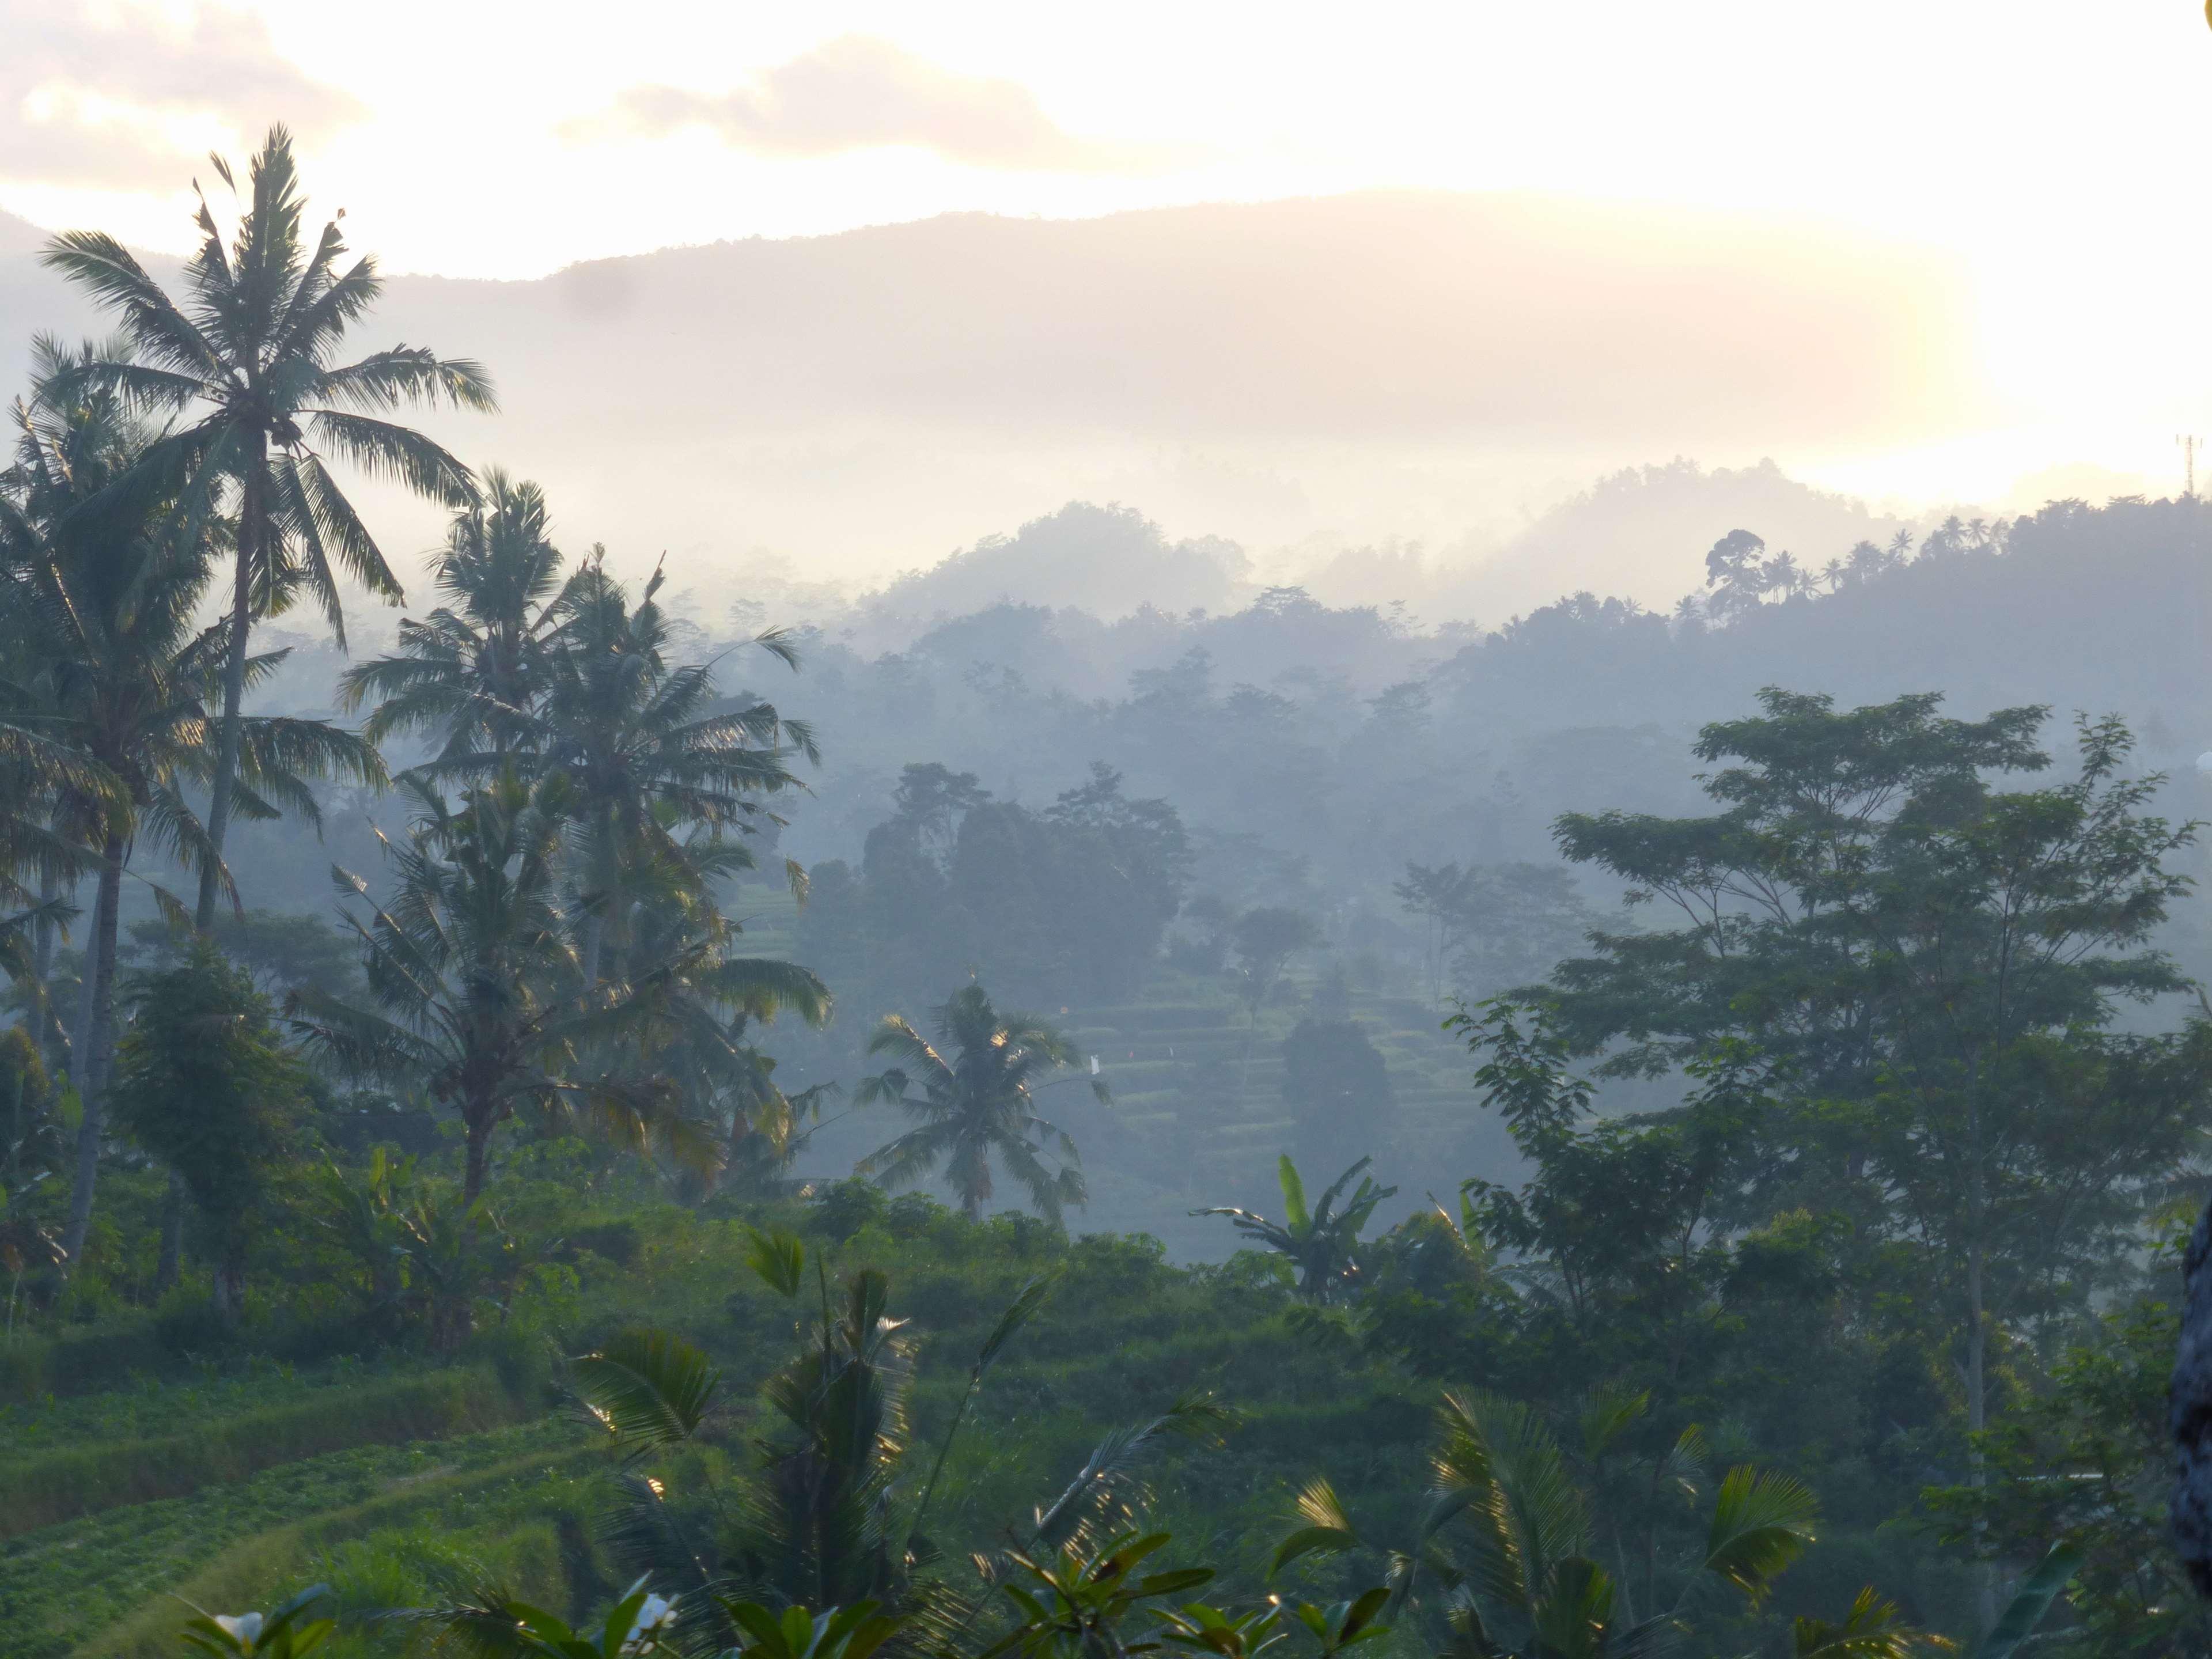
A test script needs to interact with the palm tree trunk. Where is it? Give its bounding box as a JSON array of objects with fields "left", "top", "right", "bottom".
[
  {"left": 580, "top": 912, "right": 604, "bottom": 987},
  {"left": 463, "top": 1108, "right": 494, "bottom": 1207},
  {"left": 1966, "top": 1070, "right": 1997, "bottom": 1637},
  {"left": 211, "top": 1243, "right": 245, "bottom": 1327},
  {"left": 426, "top": 1109, "right": 499, "bottom": 1351},
  {"left": 154, "top": 1173, "right": 186, "bottom": 1293},
  {"left": 60, "top": 832, "right": 122, "bottom": 1269},
  {"left": 26, "top": 865, "right": 57, "bottom": 1051},
  {"left": 196, "top": 474, "right": 262, "bottom": 933},
  {"left": 65, "top": 903, "right": 98, "bottom": 1092}
]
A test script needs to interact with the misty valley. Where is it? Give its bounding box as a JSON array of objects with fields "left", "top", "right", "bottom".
[{"left": 5, "top": 83, "right": 2212, "bottom": 1659}]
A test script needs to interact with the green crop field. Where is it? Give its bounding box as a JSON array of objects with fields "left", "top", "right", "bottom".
[{"left": 0, "top": 1205, "right": 1442, "bottom": 1659}]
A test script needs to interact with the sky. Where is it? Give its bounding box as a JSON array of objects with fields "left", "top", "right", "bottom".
[{"left": 4, "top": 1, "right": 2211, "bottom": 513}]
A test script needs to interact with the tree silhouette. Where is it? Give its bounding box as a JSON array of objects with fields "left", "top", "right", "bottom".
[
  {"left": 41, "top": 125, "right": 494, "bottom": 931},
  {"left": 857, "top": 985, "right": 1104, "bottom": 1225}
]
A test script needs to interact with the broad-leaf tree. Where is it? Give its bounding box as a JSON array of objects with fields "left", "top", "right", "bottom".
[
  {"left": 108, "top": 941, "right": 307, "bottom": 1322},
  {"left": 1229, "top": 906, "right": 1320, "bottom": 1096},
  {"left": 1536, "top": 690, "right": 2212, "bottom": 1618}
]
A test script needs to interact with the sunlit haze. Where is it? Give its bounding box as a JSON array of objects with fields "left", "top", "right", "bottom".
[{"left": 4, "top": 1, "right": 2210, "bottom": 583}]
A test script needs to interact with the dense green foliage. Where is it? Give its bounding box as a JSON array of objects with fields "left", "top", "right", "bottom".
[
  {"left": 797, "top": 763, "right": 1191, "bottom": 1016},
  {"left": 2, "top": 120, "right": 2209, "bottom": 1659},
  {"left": 109, "top": 945, "right": 309, "bottom": 1319}
]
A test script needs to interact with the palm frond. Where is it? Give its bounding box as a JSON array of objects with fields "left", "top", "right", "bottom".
[
  {"left": 1697, "top": 1466, "right": 1818, "bottom": 1607},
  {"left": 569, "top": 1326, "right": 722, "bottom": 1453}
]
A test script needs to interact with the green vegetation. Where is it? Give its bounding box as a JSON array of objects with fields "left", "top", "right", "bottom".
[{"left": 0, "top": 121, "right": 2206, "bottom": 1659}]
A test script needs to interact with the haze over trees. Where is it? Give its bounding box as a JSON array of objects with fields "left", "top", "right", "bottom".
[{"left": 3, "top": 124, "right": 2211, "bottom": 1659}]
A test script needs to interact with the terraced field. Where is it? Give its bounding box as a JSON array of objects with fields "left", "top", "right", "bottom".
[
  {"left": 1066, "top": 984, "right": 1508, "bottom": 1192},
  {"left": 0, "top": 1361, "right": 595, "bottom": 1659},
  {"left": 0, "top": 1210, "right": 1435, "bottom": 1659},
  {"left": 731, "top": 877, "right": 1515, "bottom": 1248}
]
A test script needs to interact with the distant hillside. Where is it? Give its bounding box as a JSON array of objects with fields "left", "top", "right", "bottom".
[
  {"left": 0, "top": 191, "right": 1979, "bottom": 603},
  {"left": 862, "top": 501, "right": 1251, "bottom": 624},
  {"left": 1445, "top": 458, "right": 1928, "bottom": 620},
  {"left": 861, "top": 461, "right": 1930, "bottom": 636}
]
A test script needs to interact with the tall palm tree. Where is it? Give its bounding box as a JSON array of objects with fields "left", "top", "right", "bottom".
[
  {"left": 40, "top": 124, "right": 496, "bottom": 933},
  {"left": 289, "top": 772, "right": 714, "bottom": 1223},
  {"left": 622, "top": 834, "right": 834, "bottom": 1192},
  {"left": 855, "top": 985, "right": 1105, "bottom": 1225},
  {"left": 337, "top": 469, "right": 567, "bottom": 768},
  {"left": 0, "top": 337, "right": 384, "bottom": 1267},
  {"left": 538, "top": 553, "right": 814, "bottom": 984},
  {"left": 0, "top": 343, "right": 136, "bottom": 1051},
  {"left": 0, "top": 671, "right": 105, "bottom": 1054}
]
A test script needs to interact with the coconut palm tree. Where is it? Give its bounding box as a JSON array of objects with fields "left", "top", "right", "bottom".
[
  {"left": 855, "top": 986, "right": 1105, "bottom": 1225},
  {"left": 1, "top": 336, "right": 383, "bottom": 1268},
  {"left": 622, "top": 837, "right": 834, "bottom": 1194},
  {"left": 337, "top": 469, "right": 567, "bottom": 768},
  {"left": 289, "top": 772, "right": 714, "bottom": 1228},
  {"left": 0, "top": 345, "right": 132, "bottom": 1047},
  {"left": 0, "top": 684, "right": 105, "bottom": 1051},
  {"left": 538, "top": 552, "right": 814, "bottom": 985},
  {"left": 39, "top": 124, "right": 496, "bottom": 933}
]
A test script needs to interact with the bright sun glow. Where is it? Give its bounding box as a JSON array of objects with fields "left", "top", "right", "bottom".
[{"left": 5, "top": 0, "right": 2210, "bottom": 517}]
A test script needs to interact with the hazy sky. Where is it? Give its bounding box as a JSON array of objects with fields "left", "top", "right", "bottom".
[{"left": 3, "top": 1, "right": 2210, "bottom": 506}]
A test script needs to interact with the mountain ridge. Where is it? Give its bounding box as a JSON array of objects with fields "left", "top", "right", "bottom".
[{"left": 0, "top": 189, "right": 1984, "bottom": 599}]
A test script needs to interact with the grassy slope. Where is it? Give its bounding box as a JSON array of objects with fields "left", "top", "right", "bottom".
[
  {"left": 5, "top": 1210, "right": 1430, "bottom": 1659},
  {"left": 1, "top": 1365, "right": 524, "bottom": 1537}
]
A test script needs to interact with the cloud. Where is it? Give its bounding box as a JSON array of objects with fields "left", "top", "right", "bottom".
[
  {"left": 586, "top": 35, "right": 1185, "bottom": 175},
  {"left": 0, "top": 2, "right": 362, "bottom": 190}
]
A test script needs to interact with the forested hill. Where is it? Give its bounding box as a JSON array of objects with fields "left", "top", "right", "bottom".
[
  {"left": 239, "top": 490, "right": 2212, "bottom": 885},
  {"left": 179, "top": 488, "right": 2212, "bottom": 1249}
]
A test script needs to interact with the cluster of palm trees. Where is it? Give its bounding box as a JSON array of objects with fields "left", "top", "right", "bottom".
[
  {"left": 0, "top": 127, "right": 828, "bottom": 1289},
  {"left": 292, "top": 490, "right": 831, "bottom": 1218}
]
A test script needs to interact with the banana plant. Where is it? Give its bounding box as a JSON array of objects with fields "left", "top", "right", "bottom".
[
  {"left": 1191, "top": 1156, "right": 1397, "bottom": 1302},
  {"left": 1970, "top": 1543, "right": 2082, "bottom": 1659}
]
